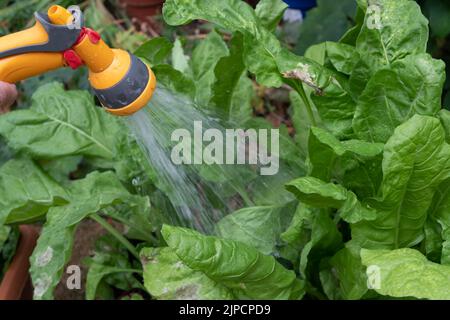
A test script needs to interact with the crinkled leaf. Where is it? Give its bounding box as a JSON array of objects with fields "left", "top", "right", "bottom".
[
  {"left": 348, "top": 0, "right": 429, "bottom": 98},
  {"left": 286, "top": 176, "right": 377, "bottom": 223},
  {"left": 320, "top": 243, "right": 368, "bottom": 300},
  {"left": 163, "top": 0, "right": 257, "bottom": 31},
  {"left": 306, "top": 126, "right": 384, "bottom": 200},
  {"left": 307, "top": 126, "right": 383, "bottom": 181},
  {"left": 339, "top": 3, "right": 365, "bottom": 46},
  {"left": 0, "top": 83, "right": 120, "bottom": 160},
  {"left": 298, "top": 210, "right": 343, "bottom": 278},
  {"left": 134, "top": 37, "right": 173, "bottom": 66},
  {"left": 211, "top": 33, "right": 246, "bottom": 120},
  {"left": 361, "top": 248, "right": 450, "bottom": 300},
  {"left": 39, "top": 156, "right": 82, "bottom": 186},
  {"left": 190, "top": 30, "right": 229, "bottom": 106},
  {"left": 423, "top": 216, "right": 443, "bottom": 263},
  {"left": 290, "top": 91, "right": 311, "bottom": 161},
  {"left": 141, "top": 247, "right": 234, "bottom": 300},
  {"left": 355, "top": 0, "right": 428, "bottom": 75},
  {"left": 152, "top": 64, "right": 196, "bottom": 100},
  {"left": 229, "top": 74, "right": 254, "bottom": 126},
  {"left": 325, "top": 42, "right": 360, "bottom": 75},
  {"left": 215, "top": 203, "right": 296, "bottom": 255},
  {"left": 161, "top": 224, "right": 305, "bottom": 299},
  {"left": 255, "top": 0, "right": 287, "bottom": 31},
  {"left": 353, "top": 54, "right": 445, "bottom": 142},
  {"left": 103, "top": 196, "right": 153, "bottom": 243},
  {"left": 277, "top": 49, "right": 357, "bottom": 139},
  {"left": 428, "top": 179, "right": 450, "bottom": 265},
  {"left": 280, "top": 203, "right": 313, "bottom": 248},
  {"left": 0, "top": 158, "right": 68, "bottom": 225},
  {"left": 438, "top": 109, "right": 450, "bottom": 143},
  {"left": 352, "top": 115, "right": 450, "bottom": 249}
]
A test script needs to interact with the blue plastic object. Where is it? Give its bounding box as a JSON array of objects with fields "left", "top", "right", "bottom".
[{"left": 283, "top": 0, "right": 317, "bottom": 12}]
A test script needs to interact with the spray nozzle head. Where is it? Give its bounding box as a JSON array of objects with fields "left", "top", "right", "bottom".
[{"left": 50, "top": 5, "right": 157, "bottom": 116}]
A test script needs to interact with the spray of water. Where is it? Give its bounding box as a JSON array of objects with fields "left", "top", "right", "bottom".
[{"left": 125, "top": 86, "right": 296, "bottom": 234}]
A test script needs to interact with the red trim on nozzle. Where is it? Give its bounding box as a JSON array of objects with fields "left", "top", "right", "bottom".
[
  {"left": 74, "top": 27, "right": 101, "bottom": 45},
  {"left": 63, "top": 49, "right": 83, "bottom": 69}
]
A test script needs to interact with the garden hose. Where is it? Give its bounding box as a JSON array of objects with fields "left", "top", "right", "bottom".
[{"left": 0, "top": 5, "right": 156, "bottom": 116}]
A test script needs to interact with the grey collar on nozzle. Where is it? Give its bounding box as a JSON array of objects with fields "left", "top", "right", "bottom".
[
  {"left": 0, "top": 9, "right": 84, "bottom": 59},
  {"left": 94, "top": 53, "right": 150, "bottom": 110}
]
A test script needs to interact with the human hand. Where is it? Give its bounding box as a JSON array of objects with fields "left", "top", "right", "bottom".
[{"left": 0, "top": 82, "right": 17, "bottom": 114}]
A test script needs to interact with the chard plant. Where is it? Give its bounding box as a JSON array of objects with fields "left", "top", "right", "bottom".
[{"left": 0, "top": 0, "right": 449, "bottom": 300}]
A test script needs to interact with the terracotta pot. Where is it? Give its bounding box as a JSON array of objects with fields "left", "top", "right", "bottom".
[
  {"left": 120, "top": 0, "right": 165, "bottom": 21},
  {"left": 0, "top": 225, "right": 39, "bottom": 300}
]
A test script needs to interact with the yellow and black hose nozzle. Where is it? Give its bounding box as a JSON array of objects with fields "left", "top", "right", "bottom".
[{"left": 0, "top": 5, "right": 156, "bottom": 116}]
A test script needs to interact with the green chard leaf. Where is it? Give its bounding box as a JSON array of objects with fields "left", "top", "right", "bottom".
[
  {"left": 353, "top": 54, "right": 446, "bottom": 143},
  {"left": 353, "top": 0, "right": 428, "bottom": 81},
  {"left": 438, "top": 109, "right": 450, "bottom": 143},
  {"left": 0, "top": 83, "right": 121, "bottom": 160},
  {"left": 325, "top": 42, "right": 360, "bottom": 75},
  {"left": 160, "top": 225, "right": 305, "bottom": 300},
  {"left": 280, "top": 203, "right": 313, "bottom": 249},
  {"left": 319, "top": 243, "right": 368, "bottom": 300},
  {"left": 298, "top": 210, "right": 343, "bottom": 280},
  {"left": 339, "top": 3, "right": 365, "bottom": 46},
  {"left": 228, "top": 74, "right": 254, "bottom": 126},
  {"left": 348, "top": 0, "right": 429, "bottom": 98},
  {"left": 254, "top": 0, "right": 287, "bottom": 31},
  {"left": 0, "top": 158, "right": 68, "bottom": 225},
  {"left": 286, "top": 176, "right": 377, "bottom": 224},
  {"left": 39, "top": 156, "right": 82, "bottom": 186},
  {"left": 103, "top": 196, "right": 153, "bottom": 243},
  {"left": 211, "top": 33, "right": 247, "bottom": 122},
  {"left": 277, "top": 49, "right": 357, "bottom": 139},
  {"left": 30, "top": 171, "right": 144, "bottom": 299},
  {"left": 427, "top": 179, "right": 450, "bottom": 265},
  {"left": 423, "top": 215, "right": 443, "bottom": 264},
  {"left": 289, "top": 42, "right": 327, "bottom": 157},
  {"left": 171, "top": 38, "right": 190, "bottom": 73},
  {"left": 141, "top": 247, "right": 234, "bottom": 300},
  {"left": 134, "top": 37, "right": 174, "bottom": 66},
  {"left": 215, "top": 203, "right": 296, "bottom": 255},
  {"left": 191, "top": 30, "right": 229, "bottom": 106},
  {"left": 361, "top": 248, "right": 450, "bottom": 300},
  {"left": 290, "top": 91, "right": 312, "bottom": 161},
  {"left": 307, "top": 126, "right": 383, "bottom": 181},
  {"left": 152, "top": 64, "right": 196, "bottom": 99},
  {"left": 352, "top": 115, "right": 450, "bottom": 249}
]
